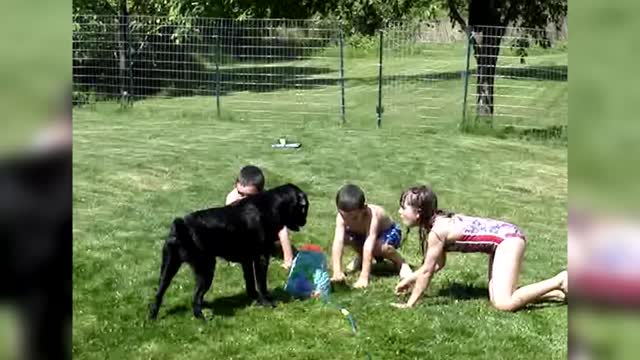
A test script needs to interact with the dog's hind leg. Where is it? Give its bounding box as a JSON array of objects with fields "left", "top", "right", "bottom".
[
  {"left": 149, "top": 242, "right": 182, "bottom": 320},
  {"left": 192, "top": 260, "right": 215, "bottom": 320},
  {"left": 254, "top": 255, "right": 275, "bottom": 307},
  {"left": 241, "top": 260, "right": 259, "bottom": 300}
]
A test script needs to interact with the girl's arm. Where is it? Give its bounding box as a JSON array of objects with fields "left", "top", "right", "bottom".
[{"left": 395, "top": 230, "right": 445, "bottom": 307}]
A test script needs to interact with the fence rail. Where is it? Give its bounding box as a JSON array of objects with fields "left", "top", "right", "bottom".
[{"left": 73, "top": 15, "right": 567, "bottom": 130}]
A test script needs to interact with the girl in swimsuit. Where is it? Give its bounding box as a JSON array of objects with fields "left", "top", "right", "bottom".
[{"left": 391, "top": 185, "right": 568, "bottom": 311}]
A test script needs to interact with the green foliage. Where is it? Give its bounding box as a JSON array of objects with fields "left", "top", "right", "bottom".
[
  {"left": 72, "top": 0, "right": 567, "bottom": 39},
  {"left": 72, "top": 0, "right": 445, "bottom": 37},
  {"left": 345, "top": 33, "right": 379, "bottom": 55}
]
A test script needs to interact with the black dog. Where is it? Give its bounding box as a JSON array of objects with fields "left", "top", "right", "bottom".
[{"left": 149, "top": 183, "right": 309, "bottom": 320}]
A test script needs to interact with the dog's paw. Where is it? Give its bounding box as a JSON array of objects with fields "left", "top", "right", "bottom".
[
  {"left": 148, "top": 305, "right": 159, "bottom": 320},
  {"left": 193, "top": 310, "right": 207, "bottom": 320},
  {"left": 257, "top": 297, "right": 276, "bottom": 308}
]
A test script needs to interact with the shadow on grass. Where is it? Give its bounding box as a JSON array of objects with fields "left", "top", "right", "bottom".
[
  {"left": 433, "top": 282, "right": 566, "bottom": 310},
  {"left": 75, "top": 60, "right": 566, "bottom": 104},
  {"left": 163, "top": 286, "right": 294, "bottom": 318},
  {"left": 460, "top": 121, "right": 568, "bottom": 144},
  {"left": 437, "top": 282, "right": 490, "bottom": 300},
  {"left": 523, "top": 301, "right": 567, "bottom": 310},
  {"left": 370, "top": 260, "right": 402, "bottom": 278}
]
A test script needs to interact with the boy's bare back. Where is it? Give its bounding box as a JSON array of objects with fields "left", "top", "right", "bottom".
[{"left": 340, "top": 204, "right": 394, "bottom": 236}]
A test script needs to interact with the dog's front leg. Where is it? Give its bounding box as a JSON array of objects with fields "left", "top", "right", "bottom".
[
  {"left": 254, "top": 255, "right": 275, "bottom": 307},
  {"left": 241, "top": 260, "right": 259, "bottom": 300}
]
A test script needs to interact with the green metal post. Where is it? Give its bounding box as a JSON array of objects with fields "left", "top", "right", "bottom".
[
  {"left": 461, "top": 29, "right": 473, "bottom": 128},
  {"left": 215, "top": 32, "right": 221, "bottom": 118},
  {"left": 376, "top": 30, "right": 384, "bottom": 128},
  {"left": 339, "top": 30, "right": 346, "bottom": 125}
]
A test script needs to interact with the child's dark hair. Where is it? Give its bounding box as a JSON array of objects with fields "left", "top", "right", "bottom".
[
  {"left": 236, "top": 165, "right": 265, "bottom": 191},
  {"left": 336, "top": 184, "right": 366, "bottom": 211},
  {"left": 399, "top": 185, "right": 454, "bottom": 258}
]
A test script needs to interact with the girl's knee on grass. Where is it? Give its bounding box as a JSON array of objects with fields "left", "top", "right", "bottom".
[
  {"left": 490, "top": 267, "right": 567, "bottom": 312},
  {"left": 490, "top": 297, "right": 522, "bottom": 312}
]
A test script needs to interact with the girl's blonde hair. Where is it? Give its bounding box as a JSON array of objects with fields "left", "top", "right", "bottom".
[{"left": 399, "top": 185, "right": 454, "bottom": 258}]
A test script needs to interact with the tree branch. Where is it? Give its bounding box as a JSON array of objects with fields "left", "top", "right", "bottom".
[
  {"left": 502, "top": 0, "right": 519, "bottom": 27},
  {"left": 447, "top": 0, "right": 468, "bottom": 33}
]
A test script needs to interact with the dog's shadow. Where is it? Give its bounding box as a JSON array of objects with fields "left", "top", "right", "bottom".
[{"left": 164, "top": 287, "right": 294, "bottom": 318}]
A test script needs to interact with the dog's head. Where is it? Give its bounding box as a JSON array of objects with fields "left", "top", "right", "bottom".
[{"left": 274, "top": 183, "right": 309, "bottom": 232}]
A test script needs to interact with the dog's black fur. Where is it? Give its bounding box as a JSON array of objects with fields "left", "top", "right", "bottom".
[
  {"left": 149, "top": 183, "right": 309, "bottom": 320},
  {"left": 0, "top": 148, "right": 71, "bottom": 360}
]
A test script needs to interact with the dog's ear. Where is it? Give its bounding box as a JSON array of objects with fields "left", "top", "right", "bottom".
[
  {"left": 297, "top": 191, "right": 307, "bottom": 209},
  {"left": 283, "top": 187, "right": 308, "bottom": 232}
]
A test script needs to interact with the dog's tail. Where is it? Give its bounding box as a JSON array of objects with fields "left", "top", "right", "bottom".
[{"left": 168, "top": 217, "right": 190, "bottom": 246}]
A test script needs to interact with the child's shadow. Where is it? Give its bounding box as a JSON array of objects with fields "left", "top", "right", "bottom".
[
  {"left": 436, "top": 282, "right": 489, "bottom": 300},
  {"left": 165, "top": 287, "right": 295, "bottom": 318},
  {"left": 435, "top": 282, "right": 566, "bottom": 310},
  {"left": 524, "top": 301, "right": 566, "bottom": 310},
  {"left": 369, "top": 261, "right": 402, "bottom": 278}
]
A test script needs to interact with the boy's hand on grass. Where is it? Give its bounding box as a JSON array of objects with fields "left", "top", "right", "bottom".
[
  {"left": 390, "top": 302, "right": 412, "bottom": 309},
  {"left": 331, "top": 272, "right": 347, "bottom": 283},
  {"left": 353, "top": 277, "right": 369, "bottom": 289}
]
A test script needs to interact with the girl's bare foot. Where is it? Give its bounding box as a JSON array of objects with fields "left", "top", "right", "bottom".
[
  {"left": 558, "top": 270, "right": 568, "bottom": 295},
  {"left": 540, "top": 290, "right": 566, "bottom": 302}
]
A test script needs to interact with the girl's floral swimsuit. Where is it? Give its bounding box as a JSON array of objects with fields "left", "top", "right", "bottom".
[{"left": 444, "top": 215, "right": 526, "bottom": 254}]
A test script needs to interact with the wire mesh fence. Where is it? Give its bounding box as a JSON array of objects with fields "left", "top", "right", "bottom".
[
  {"left": 462, "top": 25, "right": 568, "bottom": 132},
  {"left": 381, "top": 21, "right": 468, "bottom": 128},
  {"left": 73, "top": 15, "right": 567, "bottom": 132},
  {"left": 73, "top": 16, "right": 343, "bottom": 123}
]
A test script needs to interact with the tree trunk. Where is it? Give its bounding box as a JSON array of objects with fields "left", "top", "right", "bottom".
[{"left": 472, "top": 26, "right": 505, "bottom": 118}]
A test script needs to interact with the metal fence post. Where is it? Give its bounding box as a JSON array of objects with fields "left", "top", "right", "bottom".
[
  {"left": 376, "top": 29, "right": 384, "bottom": 128},
  {"left": 339, "top": 29, "right": 346, "bottom": 125},
  {"left": 215, "top": 30, "right": 221, "bottom": 118},
  {"left": 127, "top": 14, "right": 133, "bottom": 107},
  {"left": 118, "top": 0, "right": 129, "bottom": 108},
  {"left": 461, "top": 28, "right": 473, "bottom": 128}
]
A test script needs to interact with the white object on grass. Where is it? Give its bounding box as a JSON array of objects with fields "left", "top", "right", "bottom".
[{"left": 271, "top": 141, "right": 301, "bottom": 148}]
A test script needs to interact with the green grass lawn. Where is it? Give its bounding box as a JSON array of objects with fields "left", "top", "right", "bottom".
[{"left": 73, "top": 74, "right": 567, "bottom": 359}]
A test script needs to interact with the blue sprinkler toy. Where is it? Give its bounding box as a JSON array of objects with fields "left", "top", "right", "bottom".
[{"left": 284, "top": 244, "right": 372, "bottom": 359}]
